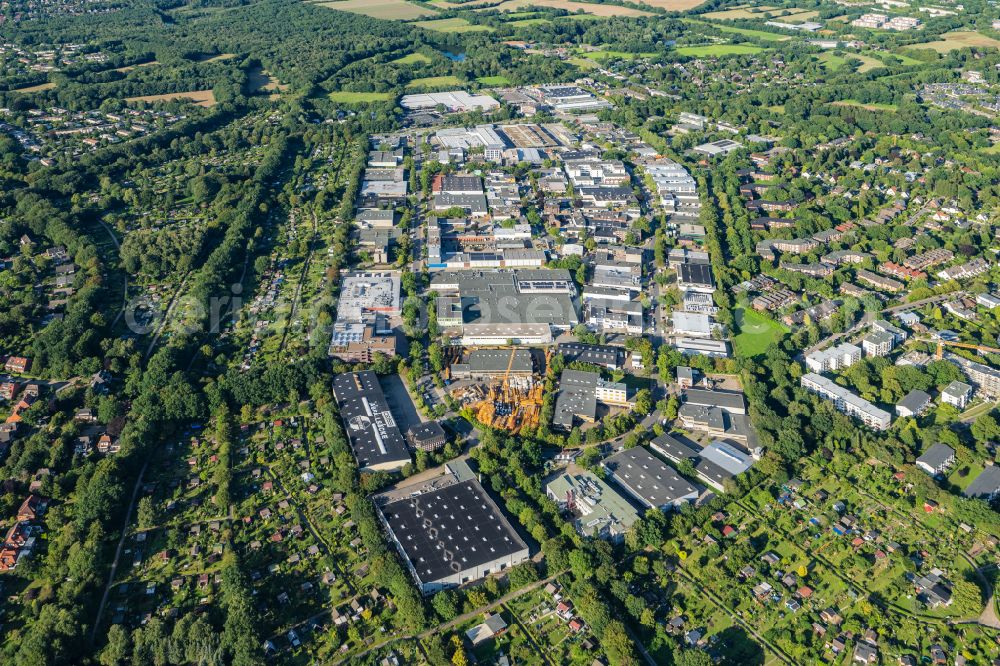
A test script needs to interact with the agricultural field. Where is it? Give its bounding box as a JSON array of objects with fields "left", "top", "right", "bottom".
[
  {"left": 675, "top": 43, "right": 764, "bottom": 57},
  {"left": 311, "top": 0, "right": 437, "bottom": 20},
  {"left": 701, "top": 5, "right": 778, "bottom": 20},
  {"left": 733, "top": 308, "right": 788, "bottom": 357},
  {"left": 684, "top": 18, "right": 791, "bottom": 41},
  {"left": 125, "top": 90, "right": 217, "bottom": 107},
  {"left": 476, "top": 0, "right": 653, "bottom": 17},
  {"left": 11, "top": 81, "right": 56, "bottom": 93},
  {"left": 415, "top": 17, "right": 494, "bottom": 32},
  {"left": 635, "top": 0, "right": 708, "bottom": 9},
  {"left": 914, "top": 31, "right": 1000, "bottom": 53}
]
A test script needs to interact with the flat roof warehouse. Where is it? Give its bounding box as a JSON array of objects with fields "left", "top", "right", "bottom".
[
  {"left": 332, "top": 371, "right": 411, "bottom": 472},
  {"left": 400, "top": 91, "right": 500, "bottom": 113},
  {"left": 376, "top": 460, "right": 529, "bottom": 594}
]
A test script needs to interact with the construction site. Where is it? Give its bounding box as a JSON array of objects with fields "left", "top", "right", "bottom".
[{"left": 445, "top": 347, "right": 547, "bottom": 433}]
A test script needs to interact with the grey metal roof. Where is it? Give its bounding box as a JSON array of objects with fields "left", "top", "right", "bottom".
[{"left": 602, "top": 446, "right": 697, "bottom": 510}]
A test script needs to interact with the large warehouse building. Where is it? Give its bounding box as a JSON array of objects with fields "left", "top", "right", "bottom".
[
  {"left": 332, "top": 371, "right": 411, "bottom": 472},
  {"left": 375, "top": 460, "right": 529, "bottom": 594}
]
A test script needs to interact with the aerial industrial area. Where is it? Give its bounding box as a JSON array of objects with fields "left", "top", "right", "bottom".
[{"left": 3, "top": 0, "right": 1000, "bottom": 664}]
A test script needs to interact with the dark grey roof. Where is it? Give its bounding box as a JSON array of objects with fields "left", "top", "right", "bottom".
[
  {"left": 556, "top": 342, "right": 623, "bottom": 368},
  {"left": 897, "top": 390, "right": 931, "bottom": 414},
  {"left": 554, "top": 369, "right": 599, "bottom": 429},
  {"left": 332, "top": 372, "right": 410, "bottom": 470},
  {"left": 440, "top": 175, "right": 483, "bottom": 193},
  {"left": 379, "top": 479, "right": 527, "bottom": 585},
  {"left": 695, "top": 457, "right": 733, "bottom": 489},
  {"left": 964, "top": 465, "right": 1000, "bottom": 499},
  {"left": 465, "top": 349, "right": 533, "bottom": 374},
  {"left": 602, "top": 446, "right": 697, "bottom": 509},
  {"left": 682, "top": 389, "right": 746, "bottom": 414},
  {"left": 916, "top": 443, "right": 954, "bottom": 472},
  {"left": 649, "top": 434, "right": 699, "bottom": 463},
  {"left": 407, "top": 421, "right": 447, "bottom": 446}
]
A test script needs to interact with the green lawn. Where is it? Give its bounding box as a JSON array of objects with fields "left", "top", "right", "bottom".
[
  {"left": 733, "top": 307, "right": 788, "bottom": 357},
  {"left": 414, "top": 17, "right": 493, "bottom": 32},
  {"left": 392, "top": 52, "right": 433, "bottom": 65},
  {"left": 580, "top": 49, "right": 657, "bottom": 61},
  {"left": 948, "top": 460, "right": 984, "bottom": 492},
  {"left": 476, "top": 75, "right": 511, "bottom": 85},
  {"left": 675, "top": 44, "right": 764, "bottom": 57},
  {"left": 405, "top": 75, "right": 465, "bottom": 88},
  {"left": 818, "top": 52, "right": 847, "bottom": 70},
  {"left": 683, "top": 18, "right": 791, "bottom": 42},
  {"left": 567, "top": 56, "right": 599, "bottom": 69},
  {"left": 889, "top": 51, "right": 923, "bottom": 65},
  {"left": 328, "top": 91, "right": 395, "bottom": 103},
  {"left": 830, "top": 99, "right": 897, "bottom": 112}
]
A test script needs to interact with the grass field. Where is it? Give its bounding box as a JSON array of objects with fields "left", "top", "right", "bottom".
[
  {"left": 12, "top": 81, "right": 56, "bottom": 93},
  {"left": 685, "top": 18, "right": 790, "bottom": 41},
  {"left": 734, "top": 308, "right": 788, "bottom": 357},
  {"left": 328, "top": 91, "right": 395, "bottom": 103},
  {"left": 392, "top": 52, "right": 433, "bottom": 65},
  {"left": 853, "top": 53, "right": 886, "bottom": 72},
  {"left": 890, "top": 51, "right": 923, "bottom": 65},
  {"left": 948, "top": 460, "right": 985, "bottom": 492},
  {"left": 676, "top": 44, "right": 764, "bottom": 57},
  {"left": 476, "top": 75, "right": 511, "bottom": 85},
  {"left": 476, "top": 0, "right": 652, "bottom": 17},
  {"left": 580, "top": 49, "right": 658, "bottom": 61},
  {"left": 831, "top": 99, "right": 897, "bottom": 112},
  {"left": 405, "top": 75, "right": 465, "bottom": 88},
  {"left": 914, "top": 31, "right": 1000, "bottom": 53},
  {"left": 819, "top": 52, "right": 884, "bottom": 72},
  {"left": 313, "top": 0, "right": 436, "bottom": 20},
  {"left": 768, "top": 104, "right": 785, "bottom": 114},
  {"left": 197, "top": 53, "right": 236, "bottom": 63},
  {"left": 245, "top": 69, "right": 288, "bottom": 95},
  {"left": 112, "top": 60, "right": 159, "bottom": 73},
  {"left": 508, "top": 17, "right": 550, "bottom": 26},
  {"left": 818, "top": 52, "right": 847, "bottom": 70},
  {"left": 567, "top": 56, "right": 600, "bottom": 69},
  {"left": 126, "top": 90, "right": 217, "bottom": 107},
  {"left": 415, "top": 17, "right": 493, "bottom": 32}
]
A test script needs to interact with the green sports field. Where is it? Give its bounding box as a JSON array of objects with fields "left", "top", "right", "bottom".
[{"left": 733, "top": 307, "right": 788, "bottom": 357}]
